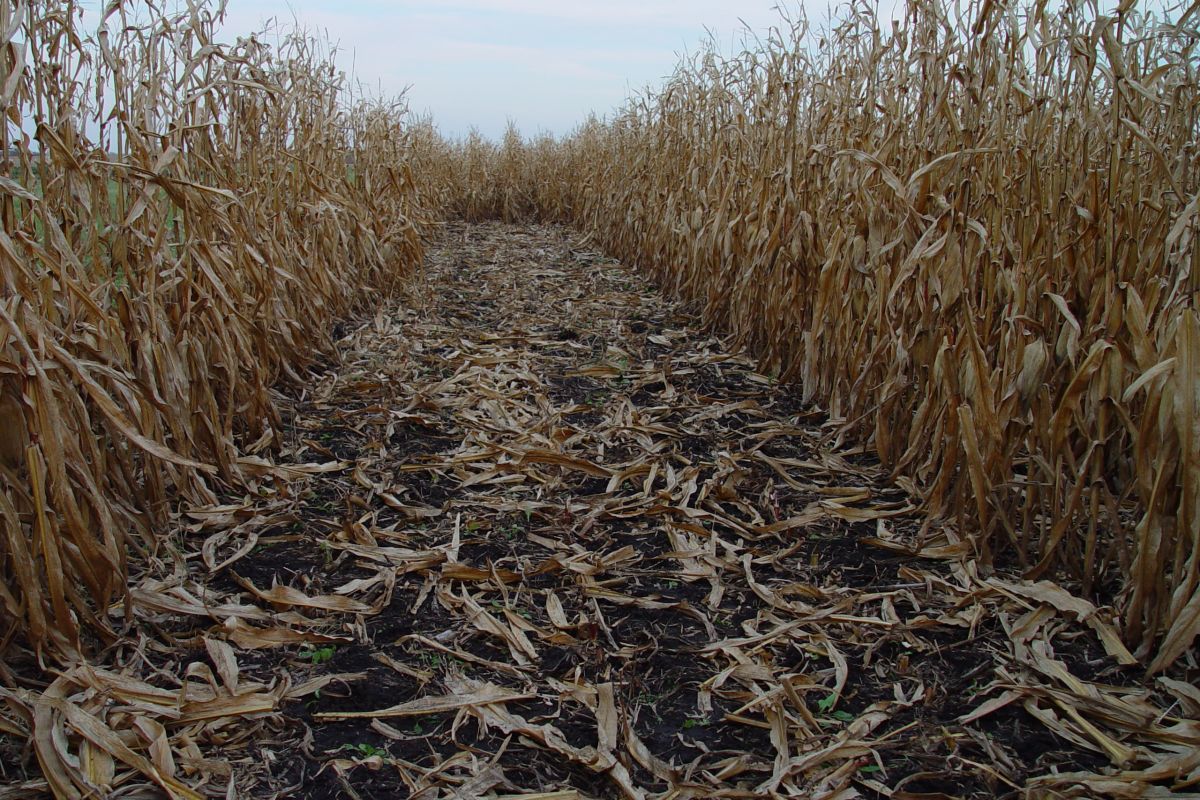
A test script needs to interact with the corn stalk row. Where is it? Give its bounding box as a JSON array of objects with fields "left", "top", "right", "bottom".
[
  {"left": 461, "top": 0, "right": 1200, "bottom": 669},
  {"left": 0, "top": 1, "right": 438, "bottom": 658}
]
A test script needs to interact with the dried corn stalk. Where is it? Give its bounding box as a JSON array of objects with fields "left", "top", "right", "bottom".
[{"left": 462, "top": 0, "right": 1200, "bottom": 668}]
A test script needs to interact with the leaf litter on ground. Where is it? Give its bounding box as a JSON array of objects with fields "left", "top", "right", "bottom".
[{"left": 1, "top": 222, "right": 1198, "bottom": 799}]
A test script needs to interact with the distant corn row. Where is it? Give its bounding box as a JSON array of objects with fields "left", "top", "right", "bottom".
[
  {"left": 0, "top": 1, "right": 436, "bottom": 657},
  {"left": 437, "top": 126, "right": 540, "bottom": 222},
  {"left": 469, "top": 1, "right": 1200, "bottom": 668}
]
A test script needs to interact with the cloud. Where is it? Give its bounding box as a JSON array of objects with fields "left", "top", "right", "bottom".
[{"left": 81, "top": 0, "right": 806, "bottom": 139}]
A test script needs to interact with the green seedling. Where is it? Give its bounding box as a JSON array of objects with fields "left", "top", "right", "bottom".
[
  {"left": 411, "top": 715, "right": 439, "bottom": 734},
  {"left": 816, "top": 695, "right": 855, "bottom": 722},
  {"left": 682, "top": 716, "right": 709, "bottom": 730},
  {"left": 300, "top": 645, "right": 336, "bottom": 665},
  {"left": 338, "top": 742, "right": 387, "bottom": 759},
  {"left": 420, "top": 651, "right": 462, "bottom": 670},
  {"left": 489, "top": 600, "right": 531, "bottom": 619}
]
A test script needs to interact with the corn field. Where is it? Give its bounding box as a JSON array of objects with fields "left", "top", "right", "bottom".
[
  {"left": 0, "top": 0, "right": 432, "bottom": 658},
  {"left": 462, "top": 0, "right": 1200, "bottom": 670},
  {"left": 2, "top": 0, "right": 1200, "bottom": 795}
]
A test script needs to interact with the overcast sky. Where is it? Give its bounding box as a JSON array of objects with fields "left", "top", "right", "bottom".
[{"left": 204, "top": 1, "right": 809, "bottom": 140}]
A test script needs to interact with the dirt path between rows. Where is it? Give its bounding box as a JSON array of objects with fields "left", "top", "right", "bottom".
[{"left": 19, "top": 222, "right": 1188, "bottom": 800}]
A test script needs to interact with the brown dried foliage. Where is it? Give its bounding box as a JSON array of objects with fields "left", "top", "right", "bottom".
[
  {"left": 454, "top": 0, "right": 1200, "bottom": 670},
  {"left": 0, "top": 1, "right": 435, "bottom": 659}
]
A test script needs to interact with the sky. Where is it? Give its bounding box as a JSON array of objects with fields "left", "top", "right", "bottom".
[
  {"left": 202, "top": 1, "right": 811, "bottom": 140},
  {"left": 68, "top": 0, "right": 1176, "bottom": 143}
]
